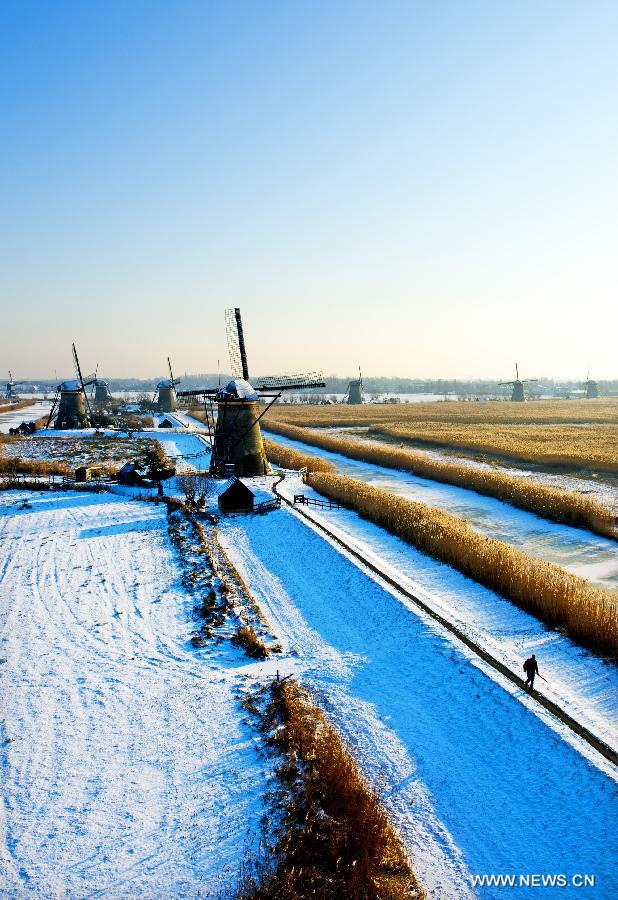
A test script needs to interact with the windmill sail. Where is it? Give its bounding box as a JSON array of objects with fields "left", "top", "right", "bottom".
[{"left": 226, "top": 308, "right": 250, "bottom": 381}]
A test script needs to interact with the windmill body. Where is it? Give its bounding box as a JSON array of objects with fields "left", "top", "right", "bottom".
[
  {"left": 54, "top": 380, "right": 89, "bottom": 429},
  {"left": 211, "top": 378, "right": 270, "bottom": 476},
  {"left": 584, "top": 371, "right": 599, "bottom": 399},
  {"left": 346, "top": 367, "right": 364, "bottom": 404},
  {"left": 5, "top": 372, "right": 16, "bottom": 399},
  {"left": 177, "top": 308, "right": 325, "bottom": 477},
  {"left": 157, "top": 358, "right": 180, "bottom": 412},
  {"left": 157, "top": 379, "right": 178, "bottom": 412},
  {"left": 93, "top": 379, "right": 112, "bottom": 406}
]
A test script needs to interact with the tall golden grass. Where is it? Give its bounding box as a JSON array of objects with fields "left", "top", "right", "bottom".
[
  {"left": 265, "top": 424, "right": 617, "bottom": 540},
  {"left": 269, "top": 397, "right": 618, "bottom": 426},
  {"left": 237, "top": 677, "right": 422, "bottom": 899},
  {"left": 264, "top": 438, "right": 334, "bottom": 474},
  {"left": 267, "top": 400, "right": 618, "bottom": 471},
  {"left": 367, "top": 422, "right": 618, "bottom": 473},
  {"left": 306, "top": 471, "right": 618, "bottom": 656}
]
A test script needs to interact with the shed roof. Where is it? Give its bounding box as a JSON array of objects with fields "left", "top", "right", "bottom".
[{"left": 217, "top": 477, "right": 255, "bottom": 498}]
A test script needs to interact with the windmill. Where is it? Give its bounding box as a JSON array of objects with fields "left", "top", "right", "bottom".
[
  {"left": 344, "top": 367, "right": 364, "bottom": 405},
  {"left": 4, "top": 371, "right": 16, "bottom": 399},
  {"left": 4, "top": 371, "right": 30, "bottom": 400},
  {"left": 584, "top": 370, "right": 599, "bottom": 399},
  {"left": 499, "top": 363, "right": 537, "bottom": 402},
  {"left": 46, "top": 344, "right": 97, "bottom": 429},
  {"left": 90, "top": 365, "right": 113, "bottom": 406},
  {"left": 155, "top": 358, "right": 180, "bottom": 412},
  {"left": 178, "top": 308, "right": 325, "bottom": 476}
]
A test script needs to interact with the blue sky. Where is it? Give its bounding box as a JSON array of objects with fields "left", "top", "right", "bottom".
[{"left": 1, "top": 1, "right": 616, "bottom": 379}]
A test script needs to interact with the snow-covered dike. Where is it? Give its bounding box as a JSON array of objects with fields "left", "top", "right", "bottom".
[
  {"left": 0, "top": 491, "right": 266, "bottom": 896},
  {"left": 220, "top": 508, "right": 617, "bottom": 900}
]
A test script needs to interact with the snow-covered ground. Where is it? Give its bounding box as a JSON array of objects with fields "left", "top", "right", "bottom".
[
  {"left": 219, "top": 503, "right": 617, "bottom": 899},
  {"left": 265, "top": 430, "right": 618, "bottom": 589},
  {"left": 0, "top": 490, "right": 267, "bottom": 896},
  {"left": 0, "top": 402, "right": 52, "bottom": 434}
]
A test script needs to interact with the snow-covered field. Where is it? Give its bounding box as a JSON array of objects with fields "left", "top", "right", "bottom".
[
  {"left": 220, "top": 504, "right": 617, "bottom": 899},
  {"left": 264, "top": 430, "right": 618, "bottom": 589},
  {"left": 0, "top": 491, "right": 267, "bottom": 896}
]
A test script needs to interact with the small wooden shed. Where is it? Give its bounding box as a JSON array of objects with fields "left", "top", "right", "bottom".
[
  {"left": 217, "top": 477, "right": 255, "bottom": 513},
  {"left": 74, "top": 465, "right": 104, "bottom": 483}
]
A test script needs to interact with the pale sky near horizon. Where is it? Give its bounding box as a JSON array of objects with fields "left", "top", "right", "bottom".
[{"left": 1, "top": 1, "right": 616, "bottom": 381}]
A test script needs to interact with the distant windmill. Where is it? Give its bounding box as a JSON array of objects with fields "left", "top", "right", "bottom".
[
  {"left": 47, "top": 344, "right": 97, "bottom": 429},
  {"left": 345, "top": 367, "right": 364, "bottom": 405},
  {"left": 90, "top": 364, "right": 113, "bottom": 406},
  {"left": 155, "top": 358, "right": 181, "bottom": 412},
  {"left": 4, "top": 371, "right": 16, "bottom": 400},
  {"left": 584, "top": 370, "right": 599, "bottom": 399},
  {"left": 178, "top": 308, "right": 325, "bottom": 476},
  {"left": 499, "top": 363, "right": 537, "bottom": 402},
  {"left": 4, "top": 371, "right": 30, "bottom": 400}
]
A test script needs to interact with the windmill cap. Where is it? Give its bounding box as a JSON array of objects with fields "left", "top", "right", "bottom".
[
  {"left": 58, "top": 379, "right": 81, "bottom": 391},
  {"left": 157, "top": 379, "right": 177, "bottom": 389},
  {"left": 218, "top": 378, "right": 258, "bottom": 401}
]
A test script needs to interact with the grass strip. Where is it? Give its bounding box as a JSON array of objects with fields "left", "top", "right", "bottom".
[{"left": 237, "top": 677, "right": 422, "bottom": 899}]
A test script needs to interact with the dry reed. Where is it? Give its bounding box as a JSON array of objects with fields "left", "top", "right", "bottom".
[
  {"left": 237, "top": 677, "right": 422, "bottom": 899},
  {"left": 306, "top": 471, "right": 618, "bottom": 657},
  {"left": 268, "top": 398, "right": 618, "bottom": 427},
  {"left": 267, "top": 400, "right": 618, "bottom": 471},
  {"left": 264, "top": 439, "right": 334, "bottom": 474},
  {"left": 265, "top": 424, "right": 617, "bottom": 540},
  {"left": 231, "top": 625, "right": 269, "bottom": 658}
]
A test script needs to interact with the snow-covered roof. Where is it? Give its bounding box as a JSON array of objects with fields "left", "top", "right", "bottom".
[
  {"left": 217, "top": 477, "right": 255, "bottom": 498},
  {"left": 217, "top": 379, "right": 258, "bottom": 401},
  {"left": 157, "top": 379, "right": 176, "bottom": 389},
  {"left": 58, "top": 380, "right": 81, "bottom": 392},
  {"left": 95, "top": 378, "right": 109, "bottom": 387}
]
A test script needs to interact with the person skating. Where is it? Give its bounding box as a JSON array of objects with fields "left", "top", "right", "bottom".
[{"left": 523, "top": 653, "right": 539, "bottom": 689}]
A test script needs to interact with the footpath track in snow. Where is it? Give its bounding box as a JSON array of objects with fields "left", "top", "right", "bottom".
[
  {"left": 273, "top": 476, "right": 617, "bottom": 766},
  {"left": 0, "top": 490, "right": 266, "bottom": 897},
  {"left": 219, "top": 505, "right": 617, "bottom": 900}
]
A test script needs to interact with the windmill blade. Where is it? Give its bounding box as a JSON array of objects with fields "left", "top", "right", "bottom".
[
  {"left": 72, "top": 343, "right": 93, "bottom": 420},
  {"left": 225, "top": 307, "right": 250, "bottom": 381},
  {"left": 177, "top": 386, "right": 219, "bottom": 398},
  {"left": 499, "top": 381, "right": 516, "bottom": 387},
  {"left": 522, "top": 378, "right": 538, "bottom": 383},
  {"left": 168, "top": 357, "right": 176, "bottom": 385},
  {"left": 254, "top": 372, "right": 326, "bottom": 392},
  {"left": 46, "top": 390, "right": 60, "bottom": 428}
]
